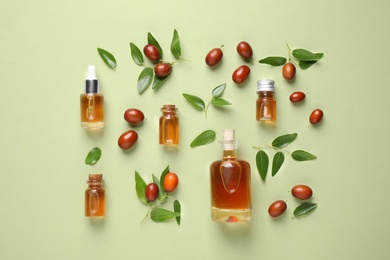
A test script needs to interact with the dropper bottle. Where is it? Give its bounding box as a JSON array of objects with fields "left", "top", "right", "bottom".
[{"left": 80, "top": 65, "right": 104, "bottom": 129}]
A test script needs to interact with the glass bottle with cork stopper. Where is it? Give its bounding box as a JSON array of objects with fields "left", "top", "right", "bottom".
[
  {"left": 80, "top": 65, "right": 104, "bottom": 129},
  {"left": 159, "top": 104, "right": 179, "bottom": 146},
  {"left": 209, "top": 129, "right": 252, "bottom": 223},
  {"left": 256, "top": 79, "right": 276, "bottom": 122},
  {"left": 85, "top": 174, "right": 105, "bottom": 217}
]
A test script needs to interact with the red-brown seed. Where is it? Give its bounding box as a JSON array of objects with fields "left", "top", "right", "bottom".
[
  {"left": 154, "top": 63, "right": 172, "bottom": 77},
  {"left": 145, "top": 183, "right": 159, "bottom": 202},
  {"left": 163, "top": 172, "right": 179, "bottom": 193},
  {"left": 282, "top": 62, "right": 296, "bottom": 80},
  {"left": 143, "top": 44, "right": 161, "bottom": 62},
  {"left": 236, "top": 41, "right": 253, "bottom": 60},
  {"left": 289, "top": 91, "right": 306, "bottom": 103},
  {"left": 232, "top": 65, "right": 250, "bottom": 84},
  {"left": 268, "top": 200, "right": 287, "bottom": 217},
  {"left": 117, "top": 130, "right": 138, "bottom": 150},
  {"left": 309, "top": 109, "right": 324, "bottom": 125},
  {"left": 124, "top": 108, "right": 145, "bottom": 125},
  {"left": 205, "top": 47, "right": 223, "bottom": 67},
  {"left": 292, "top": 185, "right": 313, "bottom": 200}
]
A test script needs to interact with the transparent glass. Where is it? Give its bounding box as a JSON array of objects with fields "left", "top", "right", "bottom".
[
  {"left": 256, "top": 91, "right": 276, "bottom": 122},
  {"left": 80, "top": 93, "right": 104, "bottom": 129},
  {"left": 159, "top": 104, "right": 179, "bottom": 145}
]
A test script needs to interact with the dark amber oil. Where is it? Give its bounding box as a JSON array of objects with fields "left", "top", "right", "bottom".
[
  {"left": 159, "top": 104, "right": 179, "bottom": 145},
  {"left": 85, "top": 174, "right": 105, "bottom": 217}
]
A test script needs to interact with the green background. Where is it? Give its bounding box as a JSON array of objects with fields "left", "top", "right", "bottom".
[{"left": 1, "top": 0, "right": 389, "bottom": 259}]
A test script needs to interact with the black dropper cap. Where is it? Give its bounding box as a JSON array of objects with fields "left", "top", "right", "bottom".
[{"left": 85, "top": 65, "right": 100, "bottom": 94}]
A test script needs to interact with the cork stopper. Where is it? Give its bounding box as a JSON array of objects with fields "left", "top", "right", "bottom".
[
  {"left": 161, "top": 104, "right": 177, "bottom": 112},
  {"left": 88, "top": 174, "right": 103, "bottom": 181},
  {"left": 221, "top": 129, "right": 236, "bottom": 150}
]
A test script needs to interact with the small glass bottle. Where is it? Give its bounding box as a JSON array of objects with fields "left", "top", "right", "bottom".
[
  {"left": 210, "top": 129, "right": 252, "bottom": 223},
  {"left": 159, "top": 104, "right": 179, "bottom": 146},
  {"left": 85, "top": 174, "right": 105, "bottom": 217},
  {"left": 80, "top": 65, "right": 104, "bottom": 129},
  {"left": 256, "top": 79, "right": 276, "bottom": 122}
]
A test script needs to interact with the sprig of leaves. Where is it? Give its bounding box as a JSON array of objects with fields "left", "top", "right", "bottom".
[
  {"left": 135, "top": 165, "right": 181, "bottom": 225},
  {"left": 259, "top": 44, "right": 323, "bottom": 70},
  {"left": 183, "top": 83, "right": 231, "bottom": 118},
  {"left": 85, "top": 147, "right": 102, "bottom": 165},
  {"left": 130, "top": 29, "right": 185, "bottom": 94},
  {"left": 253, "top": 133, "right": 317, "bottom": 181}
]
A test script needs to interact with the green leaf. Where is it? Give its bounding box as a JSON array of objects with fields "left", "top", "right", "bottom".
[
  {"left": 271, "top": 133, "right": 297, "bottom": 149},
  {"left": 211, "top": 83, "right": 227, "bottom": 98},
  {"left": 174, "top": 200, "right": 181, "bottom": 225},
  {"left": 160, "top": 165, "right": 170, "bottom": 189},
  {"left": 147, "top": 32, "right": 163, "bottom": 58},
  {"left": 256, "top": 150, "right": 269, "bottom": 181},
  {"left": 150, "top": 207, "right": 180, "bottom": 222},
  {"left": 85, "top": 147, "right": 102, "bottom": 165},
  {"left": 129, "top": 42, "right": 144, "bottom": 66},
  {"left": 97, "top": 48, "right": 117, "bottom": 70},
  {"left": 135, "top": 171, "right": 148, "bottom": 205},
  {"left": 137, "top": 67, "right": 153, "bottom": 94},
  {"left": 170, "top": 29, "right": 181, "bottom": 59},
  {"left": 299, "top": 60, "right": 318, "bottom": 70},
  {"left": 152, "top": 174, "right": 166, "bottom": 202},
  {"left": 293, "top": 202, "right": 317, "bottom": 217},
  {"left": 272, "top": 151, "right": 285, "bottom": 176},
  {"left": 211, "top": 97, "right": 231, "bottom": 106},
  {"left": 152, "top": 73, "right": 170, "bottom": 90},
  {"left": 292, "top": 49, "right": 323, "bottom": 61},
  {"left": 291, "top": 150, "right": 317, "bottom": 161},
  {"left": 183, "top": 93, "right": 205, "bottom": 111},
  {"left": 190, "top": 130, "right": 216, "bottom": 148},
  {"left": 259, "top": 56, "right": 287, "bottom": 66}
]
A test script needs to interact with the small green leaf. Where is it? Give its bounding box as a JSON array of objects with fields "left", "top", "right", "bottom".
[
  {"left": 211, "top": 83, "right": 227, "bottom": 98},
  {"left": 183, "top": 93, "right": 205, "bottom": 111},
  {"left": 170, "top": 29, "right": 181, "bottom": 59},
  {"left": 272, "top": 151, "right": 285, "bottom": 176},
  {"left": 256, "top": 150, "right": 269, "bottom": 181},
  {"left": 211, "top": 97, "right": 231, "bottom": 106},
  {"left": 174, "top": 200, "right": 181, "bottom": 225},
  {"left": 135, "top": 171, "right": 148, "bottom": 205},
  {"left": 85, "top": 147, "right": 102, "bottom": 165},
  {"left": 150, "top": 207, "right": 180, "bottom": 222},
  {"left": 190, "top": 130, "right": 216, "bottom": 148},
  {"left": 147, "top": 32, "right": 163, "bottom": 58},
  {"left": 291, "top": 150, "right": 317, "bottom": 161},
  {"left": 293, "top": 202, "right": 317, "bottom": 217},
  {"left": 272, "top": 133, "right": 297, "bottom": 149},
  {"left": 137, "top": 67, "right": 153, "bottom": 94},
  {"left": 97, "top": 48, "right": 117, "bottom": 69},
  {"left": 299, "top": 60, "right": 318, "bottom": 70},
  {"left": 259, "top": 56, "right": 287, "bottom": 66},
  {"left": 129, "top": 42, "right": 144, "bottom": 66},
  {"left": 292, "top": 49, "right": 323, "bottom": 61},
  {"left": 159, "top": 165, "right": 170, "bottom": 203},
  {"left": 152, "top": 74, "right": 170, "bottom": 90},
  {"left": 152, "top": 174, "right": 166, "bottom": 202}
]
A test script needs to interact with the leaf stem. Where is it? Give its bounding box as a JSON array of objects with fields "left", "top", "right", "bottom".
[{"left": 140, "top": 206, "right": 152, "bottom": 224}]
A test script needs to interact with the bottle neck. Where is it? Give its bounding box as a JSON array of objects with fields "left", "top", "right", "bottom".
[
  {"left": 222, "top": 149, "right": 237, "bottom": 159},
  {"left": 258, "top": 91, "right": 275, "bottom": 99},
  {"left": 87, "top": 180, "right": 103, "bottom": 188}
]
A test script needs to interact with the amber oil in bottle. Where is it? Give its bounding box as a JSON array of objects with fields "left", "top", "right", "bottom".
[
  {"left": 85, "top": 174, "right": 105, "bottom": 217},
  {"left": 256, "top": 79, "right": 276, "bottom": 122},
  {"left": 159, "top": 104, "right": 179, "bottom": 145},
  {"left": 210, "top": 129, "right": 252, "bottom": 223},
  {"left": 80, "top": 65, "right": 104, "bottom": 129}
]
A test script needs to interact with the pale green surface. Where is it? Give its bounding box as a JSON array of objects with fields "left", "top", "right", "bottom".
[{"left": 1, "top": 0, "right": 390, "bottom": 259}]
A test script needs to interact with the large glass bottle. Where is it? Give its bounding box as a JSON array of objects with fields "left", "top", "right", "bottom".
[
  {"left": 85, "top": 174, "right": 105, "bottom": 217},
  {"left": 159, "top": 104, "right": 179, "bottom": 145},
  {"left": 80, "top": 65, "right": 104, "bottom": 129},
  {"left": 256, "top": 79, "right": 276, "bottom": 122},
  {"left": 210, "top": 129, "right": 252, "bottom": 223}
]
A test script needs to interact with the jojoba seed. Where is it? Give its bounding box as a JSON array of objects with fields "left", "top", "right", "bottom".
[
  {"left": 268, "top": 200, "right": 287, "bottom": 218},
  {"left": 143, "top": 44, "right": 160, "bottom": 62},
  {"left": 236, "top": 41, "right": 253, "bottom": 60},
  {"left": 289, "top": 91, "right": 306, "bottom": 103},
  {"left": 163, "top": 172, "right": 179, "bottom": 193},
  {"left": 117, "top": 130, "right": 138, "bottom": 150},
  {"left": 145, "top": 183, "right": 159, "bottom": 202},
  {"left": 282, "top": 62, "right": 296, "bottom": 80},
  {"left": 309, "top": 109, "right": 324, "bottom": 125},
  {"left": 232, "top": 65, "right": 250, "bottom": 84},
  {"left": 205, "top": 47, "right": 223, "bottom": 67},
  {"left": 154, "top": 62, "right": 172, "bottom": 78},
  {"left": 292, "top": 185, "right": 313, "bottom": 200},
  {"left": 124, "top": 108, "right": 145, "bottom": 125}
]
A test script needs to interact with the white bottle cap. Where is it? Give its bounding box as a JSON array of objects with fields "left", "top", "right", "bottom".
[{"left": 85, "top": 65, "right": 100, "bottom": 93}]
